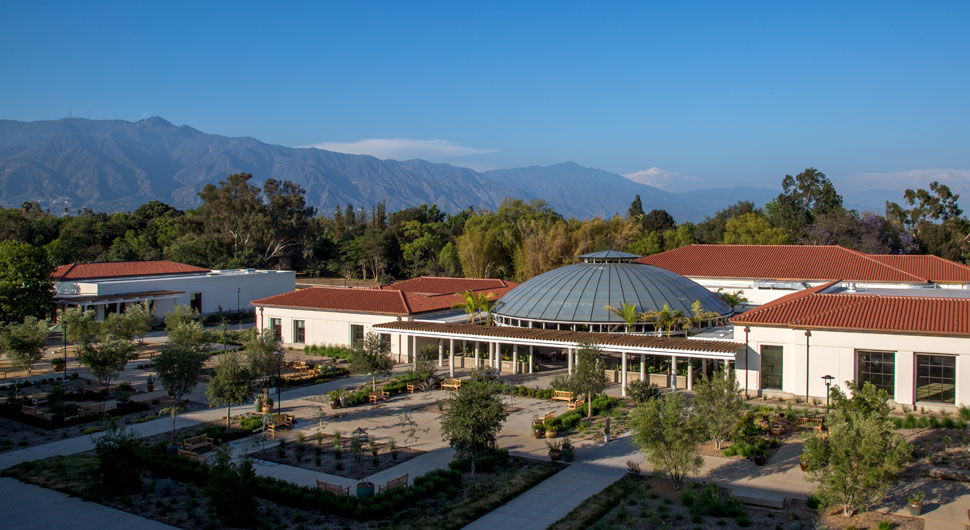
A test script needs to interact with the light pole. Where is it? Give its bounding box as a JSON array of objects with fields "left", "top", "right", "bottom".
[
  {"left": 822, "top": 374, "right": 834, "bottom": 410},
  {"left": 236, "top": 287, "right": 241, "bottom": 331}
]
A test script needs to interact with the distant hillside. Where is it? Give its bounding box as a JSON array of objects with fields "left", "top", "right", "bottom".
[{"left": 0, "top": 116, "right": 783, "bottom": 220}]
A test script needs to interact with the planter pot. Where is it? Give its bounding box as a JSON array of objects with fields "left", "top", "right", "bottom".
[
  {"left": 909, "top": 503, "right": 923, "bottom": 516},
  {"left": 562, "top": 447, "right": 575, "bottom": 462},
  {"left": 146, "top": 385, "right": 154, "bottom": 392},
  {"left": 799, "top": 460, "right": 808, "bottom": 471},
  {"left": 752, "top": 454, "right": 767, "bottom": 466},
  {"left": 548, "top": 449, "right": 562, "bottom": 462},
  {"left": 545, "top": 430, "right": 557, "bottom": 439},
  {"left": 167, "top": 389, "right": 174, "bottom": 397},
  {"left": 356, "top": 482, "right": 375, "bottom": 499},
  {"left": 166, "top": 444, "right": 180, "bottom": 456},
  {"left": 262, "top": 400, "right": 274, "bottom": 413},
  {"left": 51, "top": 360, "right": 65, "bottom": 371},
  {"left": 533, "top": 428, "right": 545, "bottom": 439},
  {"left": 339, "top": 396, "right": 348, "bottom": 407},
  {"left": 330, "top": 400, "right": 340, "bottom": 409}
]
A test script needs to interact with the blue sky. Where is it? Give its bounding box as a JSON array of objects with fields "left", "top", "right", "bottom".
[{"left": 2, "top": 1, "right": 970, "bottom": 194}]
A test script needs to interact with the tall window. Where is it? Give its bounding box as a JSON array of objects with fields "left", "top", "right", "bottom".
[
  {"left": 760, "top": 345, "right": 783, "bottom": 390},
  {"left": 190, "top": 292, "right": 202, "bottom": 313},
  {"left": 379, "top": 333, "right": 391, "bottom": 351},
  {"left": 270, "top": 318, "right": 282, "bottom": 341},
  {"left": 857, "top": 350, "right": 895, "bottom": 398},
  {"left": 916, "top": 354, "right": 955, "bottom": 404},
  {"left": 292, "top": 320, "right": 305, "bottom": 343},
  {"left": 351, "top": 324, "right": 364, "bottom": 349}
]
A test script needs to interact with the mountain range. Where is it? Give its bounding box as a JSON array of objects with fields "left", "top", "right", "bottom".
[{"left": 0, "top": 117, "right": 797, "bottom": 221}]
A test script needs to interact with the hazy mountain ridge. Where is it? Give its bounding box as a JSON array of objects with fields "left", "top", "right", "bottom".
[{"left": 0, "top": 117, "right": 791, "bottom": 220}]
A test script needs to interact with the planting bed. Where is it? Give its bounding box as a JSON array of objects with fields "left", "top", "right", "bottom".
[{"left": 251, "top": 432, "right": 425, "bottom": 479}]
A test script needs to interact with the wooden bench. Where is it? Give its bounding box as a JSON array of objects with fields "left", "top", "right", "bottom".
[
  {"left": 567, "top": 398, "right": 585, "bottom": 411},
  {"left": 78, "top": 402, "right": 106, "bottom": 416},
  {"left": 552, "top": 390, "right": 574, "bottom": 402},
  {"left": 177, "top": 449, "right": 201, "bottom": 461},
  {"left": 369, "top": 390, "right": 390, "bottom": 403},
  {"left": 542, "top": 411, "right": 557, "bottom": 424},
  {"left": 317, "top": 480, "right": 350, "bottom": 496},
  {"left": 182, "top": 434, "right": 214, "bottom": 452},
  {"left": 378, "top": 473, "right": 408, "bottom": 493},
  {"left": 20, "top": 405, "right": 40, "bottom": 417},
  {"left": 407, "top": 382, "right": 426, "bottom": 394},
  {"left": 441, "top": 378, "right": 461, "bottom": 391}
]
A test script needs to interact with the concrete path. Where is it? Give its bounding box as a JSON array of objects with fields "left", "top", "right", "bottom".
[
  {"left": 464, "top": 436, "right": 635, "bottom": 530},
  {"left": 0, "top": 477, "right": 178, "bottom": 530}
]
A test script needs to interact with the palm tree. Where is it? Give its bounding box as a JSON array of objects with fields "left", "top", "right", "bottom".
[
  {"left": 603, "top": 302, "right": 641, "bottom": 332},
  {"left": 717, "top": 290, "right": 748, "bottom": 313},
  {"left": 642, "top": 304, "right": 690, "bottom": 337},
  {"left": 683, "top": 300, "right": 721, "bottom": 336},
  {"left": 453, "top": 291, "right": 497, "bottom": 325}
]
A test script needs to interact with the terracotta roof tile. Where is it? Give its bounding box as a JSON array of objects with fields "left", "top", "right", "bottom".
[
  {"left": 868, "top": 255, "right": 970, "bottom": 283},
  {"left": 388, "top": 276, "right": 516, "bottom": 294},
  {"left": 731, "top": 288, "right": 970, "bottom": 337},
  {"left": 53, "top": 261, "right": 210, "bottom": 281},
  {"left": 252, "top": 283, "right": 516, "bottom": 316}
]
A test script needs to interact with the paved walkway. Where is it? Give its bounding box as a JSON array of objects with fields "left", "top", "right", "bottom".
[{"left": 0, "top": 477, "right": 178, "bottom": 530}]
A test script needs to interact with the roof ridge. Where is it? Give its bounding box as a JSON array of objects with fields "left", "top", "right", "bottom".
[
  {"left": 840, "top": 246, "right": 928, "bottom": 283},
  {"left": 398, "top": 290, "right": 412, "bottom": 314}
]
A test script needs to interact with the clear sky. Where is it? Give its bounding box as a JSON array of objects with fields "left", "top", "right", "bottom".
[{"left": 2, "top": 1, "right": 969, "bottom": 195}]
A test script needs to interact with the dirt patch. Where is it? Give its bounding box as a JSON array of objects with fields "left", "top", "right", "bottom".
[{"left": 819, "top": 509, "right": 924, "bottom": 529}]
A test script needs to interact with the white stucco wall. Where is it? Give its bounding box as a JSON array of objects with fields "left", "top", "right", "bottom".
[{"left": 734, "top": 324, "right": 970, "bottom": 408}]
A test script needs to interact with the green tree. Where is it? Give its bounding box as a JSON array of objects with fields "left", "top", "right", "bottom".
[
  {"left": 166, "top": 319, "right": 209, "bottom": 351},
  {"left": 206, "top": 446, "right": 257, "bottom": 526},
  {"left": 348, "top": 331, "right": 394, "bottom": 391},
  {"left": 154, "top": 343, "right": 208, "bottom": 405},
  {"left": 626, "top": 379, "right": 662, "bottom": 404},
  {"left": 723, "top": 213, "right": 790, "bottom": 244},
  {"left": 61, "top": 307, "right": 99, "bottom": 349},
  {"left": 244, "top": 328, "right": 281, "bottom": 387},
  {"left": 164, "top": 305, "right": 197, "bottom": 331},
  {"left": 628, "top": 194, "right": 645, "bottom": 221},
  {"left": 94, "top": 421, "right": 143, "bottom": 495},
  {"left": 206, "top": 352, "right": 253, "bottom": 429},
  {"left": 439, "top": 369, "right": 509, "bottom": 476},
  {"left": 629, "top": 392, "right": 704, "bottom": 489},
  {"left": 603, "top": 302, "right": 641, "bottom": 332},
  {"left": 568, "top": 340, "right": 608, "bottom": 417},
  {"left": 122, "top": 302, "right": 153, "bottom": 343},
  {"left": 0, "top": 317, "right": 51, "bottom": 374},
  {"left": 0, "top": 240, "right": 54, "bottom": 323},
  {"left": 682, "top": 299, "right": 721, "bottom": 335},
  {"left": 453, "top": 290, "right": 495, "bottom": 324},
  {"left": 716, "top": 290, "right": 748, "bottom": 313},
  {"left": 79, "top": 337, "right": 137, "bottom": 389},
  {"left": 692, "top": 369, "right": 745, "bottom": 451},
  {"left": 642, "top": 304, "right": 689, "bottom": 337},
  {"left": 767, "top": 167, "right": 844, "bottom": 238},
  {"left": 802, "top": 382, "right": 911, "bottom": 516}
]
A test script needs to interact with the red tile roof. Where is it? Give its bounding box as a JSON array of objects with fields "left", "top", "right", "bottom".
[
  {"left": 252, "top": 282, "right": 517, "bottom": 316},
  {"left": 388, "top": 276, "right": 515, "bottom": 294},
  {"left": 731, "top": 285, "right": 970, "bottom": 337},
  {"left": 53, "top": 261, "right": 210, "bottom": 281},
  {"left": 636, "top": 245, "right": 970, "bottom": 283}
]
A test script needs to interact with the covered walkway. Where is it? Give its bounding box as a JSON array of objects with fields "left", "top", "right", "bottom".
[{"left": 373, "top": 321, "right": 744, "bottom": 395}]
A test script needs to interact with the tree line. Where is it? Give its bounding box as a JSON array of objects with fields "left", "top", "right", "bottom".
[{"left": 1, "top": 168, "right": 967, "bottom": 297}]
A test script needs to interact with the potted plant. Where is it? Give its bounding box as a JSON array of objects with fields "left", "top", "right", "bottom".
[
  {"left": 752, "top": 453, "right": 767, "bottom": 466},
  {"left": 561, "top": 437, "right": 575, "bottom": 462},
  {"left": 532, "top": 417, "right": 545, "bottom": 439},
  {"left": 262, "top": 396, "right": 274, "bottom": 413},
  {"left": 338, "top": 390, "right": 349, "bottom": 408},
  {"left": 799, "top": 455, "right": 808, "bottom": 471},
  {"left": 547, "top": 440, "right": 562, "bottom": 462},
  {"left": 146, "top": 374, "right": 155, "bottom": 392},
  {"left": 328, "top": 390, "right": 340, "bottom": 409},
  {"left": 51, "top": 357, "right": 65, "bottom": 372},
  {"left": 356, "top": 480, "right": 375, "bottom": 498},
  {"left": 908, "top": 491, "right": 925, "bottom": 516}
]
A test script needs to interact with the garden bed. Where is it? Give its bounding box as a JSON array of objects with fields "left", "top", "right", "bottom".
[{"left": 250, "top": 432, "right": 425, "bottom": 479}]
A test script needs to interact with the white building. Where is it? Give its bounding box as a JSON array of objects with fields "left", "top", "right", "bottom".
[
  {"left": 638, "top": 244, "right": 970, "bottom": 307},
  {"left": 732, "top": 282, "right": 970, "bottom": 410},
  {"left": 251, "top": 277, "right": 516, "bottom": 361},
  {"left": 54, "top": 260, "right": 295, "bottom": 320}
]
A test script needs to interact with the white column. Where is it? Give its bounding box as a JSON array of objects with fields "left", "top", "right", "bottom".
[
  {"left": 512, "top": 345, "right": 519, "bottom": 375},
  {"left": 687, "top": 361, "right": 694, "bottom": 391},
  {"left": 529, "top": 345, "right": 534, "bottom": 374},
  {"left": 476, "top": 342, "right": 481, "bottom": 368},
  {"left": 670, "top": 355, "right": 678, "bottom": 390},
  {"left": 412, "top": 335, "right": 418, "bottom": 370},
  {"left": 567, "top": 348, "right": 573, "bottom": 375},
  {"left": 449, "top": 338, "right": 455, "bottom": 377},
  {"left": 495, "top": 343, "right": 501, "bottom": 374},
  {"left": 621, "top": 352, "right": 628, "bottom": 397},
  {"left": 702, "top": 359, "right": 708, "bottom": 377},
  {"left": 640, "top": 354, "right": 646, "bottom": 383},
  {"left": 438, "top": 340, "right": 443, "bottom": 368}
]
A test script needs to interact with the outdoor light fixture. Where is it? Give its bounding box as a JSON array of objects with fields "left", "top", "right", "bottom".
[{"left": 822, "top": 374, "right": 835, "bottom": 410}]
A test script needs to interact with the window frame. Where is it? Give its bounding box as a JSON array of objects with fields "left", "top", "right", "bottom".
[
  {"left": 292, "top": 320, "right": 305, "bottom": 344},
  {"left": 760, "top": 344, "right": 784, "bottom": 390},
  {"left": 350, "top": 324, "right": 365, "bottom": 349},
  {"left": 915, "top": 353, "right": 956, "bottom": 404},
  {"left": 856, "top": 349, "right": 895, "bottom": 398},
  {"left": 269, "top": 318, "right": 282, "bottom": 341}
]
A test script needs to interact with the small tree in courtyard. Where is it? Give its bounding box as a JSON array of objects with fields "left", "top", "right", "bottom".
[
  {"left": 692, "top": 369, "right": 745, "bottom": 451},
  {"left": 802, "top": 381, "right": 911, "bottom": 516},
  {"left": 207, "top": 351, "right": 253, "bottom": 428},
  {"left": 244, "top": 328, "right": 281, "bottom": 389},
  {"left": 569, "top": 340, "right": 608, "bottom": 417},
  {"left": 626, "top": 379, "right": 662, "bottom": 404},
  {"left": 0, "top": 317, "right": 51, "bottom": 374},
  {"left": 79, "top": 337, "right": 137, "bottom": 390},
  {"left": 62, "top": 307, "right": 99, "bottom": 349},
  {"left": 155, "top": 343, "right": 208, "bottom": 405},
  {"left": 440, "top": 368, "right": 509, "bottom": 476},
  {"left": 349, "top": 331, "right": 393, "bottom": 391},
  {"left": 629, "top": 392, "right": 703, "bottom": 489}
]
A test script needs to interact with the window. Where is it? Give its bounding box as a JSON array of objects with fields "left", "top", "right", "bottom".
[
  {"left": 270, "top": 318, "right": 282, "bottom": 341},
  {"left": 379, "top": 333, "right": 391, "bottom": 351},
  {"left": 190, "top": 292, "right": 202, "bottom": 313},
  {"left": 916, "top": 354, "right": 955, "bottom": 404},
  {"left": 293, "top": 320, "right": 305, "bottom": 343},
  {"left": 857, "top": 350, "right": 895, "bottom": 398},
  {"left": 760, "top": 345, "right": 783, "bottom": 390},
  {"left": 351, "top": 324, "right": 364, "bottom": 349}
]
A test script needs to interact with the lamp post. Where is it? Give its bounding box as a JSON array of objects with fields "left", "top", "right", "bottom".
[
  {"left": 62, "top": 320, "right": 68, "bottom": 378},
  {"left": 236, "top": 287, "right": 241, "bottom": 331},
  {"left": 822, "top": 375, "right": 834, "bottom": 410},
  {"left": 276, "top": 350, "right": 284, "bottom": 415}
]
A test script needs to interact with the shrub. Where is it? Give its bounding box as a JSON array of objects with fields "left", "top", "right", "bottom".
[
  {"left": 627, "top": 380, "right": 662, "bottom": 404},
  {"left": 206, "top": 447, "right": 257, "bottom": 526},
  {"left": 448, "top": 448, "right": 509, "bottom": 473},
  {"left": 94, "top": 422, "right": 143, "bottom": 496}
]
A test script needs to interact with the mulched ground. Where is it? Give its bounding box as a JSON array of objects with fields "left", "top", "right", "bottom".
[{"left": 251, "top": 434, "right": 424, "bottom": 479}]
